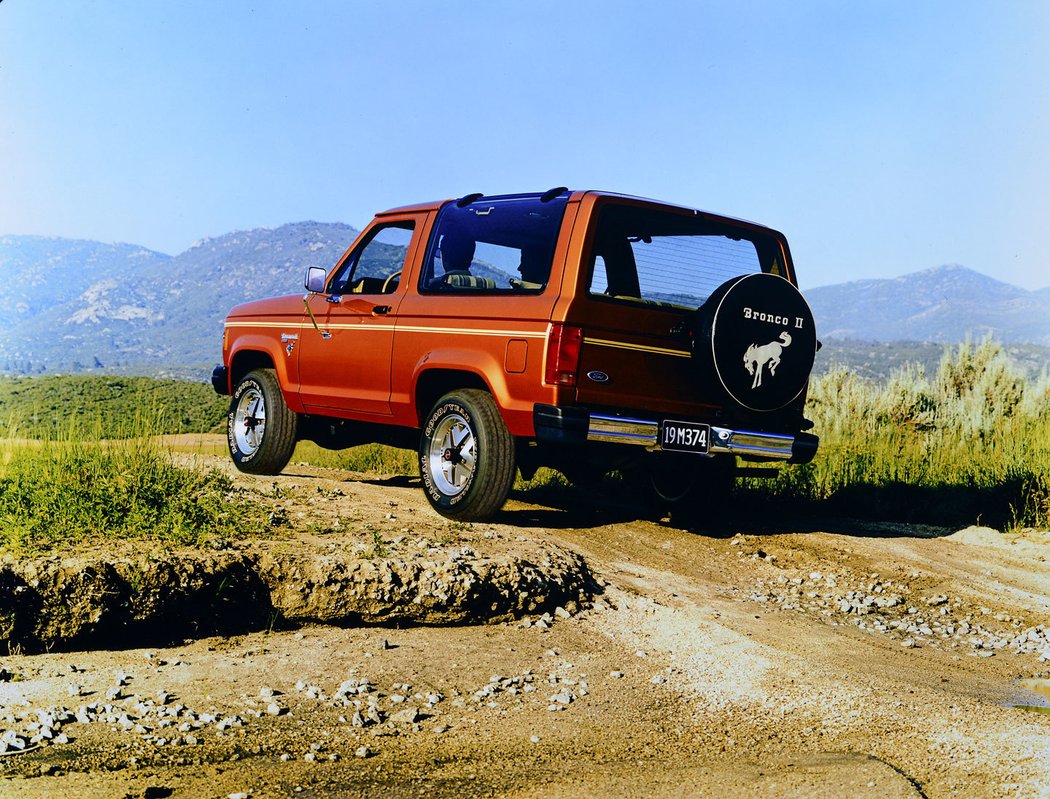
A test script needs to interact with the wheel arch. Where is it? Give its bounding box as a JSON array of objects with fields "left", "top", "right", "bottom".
[
  {"left": 229, "top": 348, "right": 277, "bottom": 389},
  {"left": 414, "top": 368, "right": 491, "bottom": 425}
]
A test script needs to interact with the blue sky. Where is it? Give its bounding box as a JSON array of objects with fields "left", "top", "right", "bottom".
[{"left": 1, "top": 1, "right": 1048, "bottom": 290}]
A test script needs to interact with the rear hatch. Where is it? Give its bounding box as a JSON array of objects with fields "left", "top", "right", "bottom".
[{"left": 566, "top": 199, "right": 801, "bottom": 421}]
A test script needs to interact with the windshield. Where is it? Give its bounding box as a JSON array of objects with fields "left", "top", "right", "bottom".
[{"left": 586, "top": 204, "right": 787, "bottom": 310}]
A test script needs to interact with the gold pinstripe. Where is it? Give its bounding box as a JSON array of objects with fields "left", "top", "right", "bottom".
[
  {"left": 224, "top": 322, "right": 685, "bottom": 355},
  {"left": 396, "top": 325, "right": 545, "bottom": 338},
  {"left": 224, "top": 321, "right": 546, "bottom": 338},
  {"left": 584, "top": 337, "right": 691, "bottom": 358},
  {"left": 225, "top": 322, "right": 303, "bottom": 328}
]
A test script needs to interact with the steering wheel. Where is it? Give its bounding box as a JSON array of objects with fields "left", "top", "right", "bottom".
[{"left": 381, "top": 270, "right": 402, "bottom": 294}]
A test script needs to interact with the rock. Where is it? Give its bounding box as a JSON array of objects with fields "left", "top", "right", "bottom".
[
  {"left": 389, "top": 707, "right": 420, "bottom": 724},
  {"left": 355, "top": 746, "right": 373, "bottom": 759}
]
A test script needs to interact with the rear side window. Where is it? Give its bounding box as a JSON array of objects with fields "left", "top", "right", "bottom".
[
  {"left": 419, "top": 194, "right": 568, "bottom": 294},
  {"left": 587, "top": 204, "right": 785, "bottom": 310}
]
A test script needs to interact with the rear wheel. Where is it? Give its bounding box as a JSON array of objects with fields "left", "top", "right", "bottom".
[
  {"left": 227, "top": 368, "right": 298, "bottom": 475},
  {"left": 419, "top": 389, "right": 516, "bottom": 521},
  {"left": 636, "top": 453, "right": 736, "bottom": 525}
]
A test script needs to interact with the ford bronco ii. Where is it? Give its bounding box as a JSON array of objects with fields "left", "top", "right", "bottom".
[{"left": 212, "top": 189, "right": 819, "bottom": 521}]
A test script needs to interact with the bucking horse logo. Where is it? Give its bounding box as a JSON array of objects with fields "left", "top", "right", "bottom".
[{"left": 743, "top": 332, "right": 792, "bottom": 389}]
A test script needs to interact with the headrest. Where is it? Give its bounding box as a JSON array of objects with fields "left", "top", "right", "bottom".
[{"left": 440, "top": 235, "right": 477, "bottom": 273}]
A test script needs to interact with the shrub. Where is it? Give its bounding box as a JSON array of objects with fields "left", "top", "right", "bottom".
[{"left": 745, "top": 339, "right": 1050, "bottom": 530}]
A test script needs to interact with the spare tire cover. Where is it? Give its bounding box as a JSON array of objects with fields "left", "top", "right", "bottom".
[{"left": 699, "top": 273, "right": 817, "bottom": 413}]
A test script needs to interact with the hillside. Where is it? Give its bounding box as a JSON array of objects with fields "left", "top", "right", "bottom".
[
  {"left": 0, "top": 224, "right": 360, "bottom": 376},
  {"left": 0, "top": 375, "right": 227, "bottom": 438},
  {"left": 813, "top": 338, "right": 1050, "bottom": 381},
  {"left": 806, "top": 264, "right": 1050, "bottom": 345}
]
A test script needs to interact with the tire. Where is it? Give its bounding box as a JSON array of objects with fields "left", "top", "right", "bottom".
[
  {"left": 635, "top": 453, "right": 736, "bottom": 525},
  {"left": 419, "top": 389, "right": 516, "bottom": 521},
  {"left": 692, "top": 273, "right": 817, "bottom": 413},
  {"left": 227, "top": 368, "right": 298, "bottom": 475}
]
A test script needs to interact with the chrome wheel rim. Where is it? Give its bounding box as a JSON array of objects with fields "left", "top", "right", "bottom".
[
  {"left": 427, "top": 412, "right": 476, "bottom": 497},
  {"left": 233, "top": 387, "right": 266, "bottom": 456}
]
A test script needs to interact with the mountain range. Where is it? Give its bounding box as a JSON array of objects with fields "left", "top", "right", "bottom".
[
  {"left": 1, "top": 224, "right": 1047, "bottom": 380},
  {"left": 805, "top": 265, "right": 1050, "bottom": 345}
]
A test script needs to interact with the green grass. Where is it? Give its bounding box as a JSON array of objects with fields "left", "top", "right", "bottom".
[
  {"left": 744, "top": 339, "right": 1050, "bottom": 530},
  {"left": 0, "top": 414, "right": 277, "bottom": 555},
  {"left": 0, "top": 375, "right": 227, "bottom": 439},
  {"left": 289, "top": 441, "right": 418, "bottom": 474}
]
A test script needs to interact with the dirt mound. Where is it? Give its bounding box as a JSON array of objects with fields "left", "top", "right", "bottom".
[{"left": 0, "top": 537, "right": 595, "bottom": 653}]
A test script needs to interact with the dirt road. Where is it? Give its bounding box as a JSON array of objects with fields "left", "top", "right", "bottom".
[{"left": 1, "top": 451, "right": 1047, "bottom": 798}]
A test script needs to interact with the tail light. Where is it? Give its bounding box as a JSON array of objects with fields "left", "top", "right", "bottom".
[{"left": 545, "top": 323, "right": 583, "bottom": 386}]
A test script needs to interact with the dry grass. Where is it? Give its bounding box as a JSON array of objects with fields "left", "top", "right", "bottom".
[{"left": 749, "top": 339, "right": 1050, "bottom": 529}]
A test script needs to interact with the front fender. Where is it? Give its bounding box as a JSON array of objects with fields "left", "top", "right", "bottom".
[{"left": 229, "top": 334, "right": 305, "bottom": 414}]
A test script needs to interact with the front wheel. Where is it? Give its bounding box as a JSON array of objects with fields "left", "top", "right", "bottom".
[
  {"left": 419, "top": 389, "right": 516, "bottom": 521},
  {"left": 227, "top": 368, "right": 298, "bottom": 475}
]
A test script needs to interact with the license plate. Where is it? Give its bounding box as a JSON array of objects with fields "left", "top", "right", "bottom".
[{"left": 659, "top": 420, "right": 710, "bottom": 454}]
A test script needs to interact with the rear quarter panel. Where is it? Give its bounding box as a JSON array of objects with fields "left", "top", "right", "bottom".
[{"left": 391, "top": 296, "right": 558, "bottom": 435}]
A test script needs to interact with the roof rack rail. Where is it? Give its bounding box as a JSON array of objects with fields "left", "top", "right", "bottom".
[
  {"left": 540, "top": 186, "right": 568, "bottom": 203},
  {"left": 456, "top": 192, "right": 484, "bottom": 207}
]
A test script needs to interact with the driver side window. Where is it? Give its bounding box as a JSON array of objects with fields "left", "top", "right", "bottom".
[{"left": 327, "top": 222, "right": 416, "bottom": 295}]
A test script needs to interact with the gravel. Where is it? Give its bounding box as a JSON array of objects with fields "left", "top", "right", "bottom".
[
  {"left": 0, "top": 629, "right": 610, "bottom": 767},
  {"left": 745, "top": 560, "right": 1050, "bottom": 661}
]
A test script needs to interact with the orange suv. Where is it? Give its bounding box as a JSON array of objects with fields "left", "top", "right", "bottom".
[{"left": 213, "top": 189, "right": 819, "bottom": 521}]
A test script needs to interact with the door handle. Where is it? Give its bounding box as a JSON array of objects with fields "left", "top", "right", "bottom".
[{"left": 372, "top": 305, "right": 392, "bottom": 315}]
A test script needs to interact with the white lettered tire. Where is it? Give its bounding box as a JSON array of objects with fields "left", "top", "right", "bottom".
[
  {"left": 228, "top": 368, "right": 298, "bottom": 475},
  {"left": 419, "top": 389, "right": 516, "bottom": 521}
]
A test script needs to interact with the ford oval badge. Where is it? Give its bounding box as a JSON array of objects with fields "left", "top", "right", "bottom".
[{"left": 586, "top": 370, "right": 610, "bottom": 383}]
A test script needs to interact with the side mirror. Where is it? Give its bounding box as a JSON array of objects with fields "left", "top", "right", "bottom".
[{"left": 304, "top": 266, "right": 327, "bottom": 293}]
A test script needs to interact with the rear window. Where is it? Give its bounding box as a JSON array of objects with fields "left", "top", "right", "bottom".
[
  {"left": 586, "top": 204, "right": 786, "bottom": 310},
  {"left": 419, "top": 194, "right": 568, "bottom": 294}
]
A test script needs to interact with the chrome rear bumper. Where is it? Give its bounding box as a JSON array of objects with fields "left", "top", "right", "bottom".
[{"left": 587, "top": 413, "right": 808, "bottom": 461}]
